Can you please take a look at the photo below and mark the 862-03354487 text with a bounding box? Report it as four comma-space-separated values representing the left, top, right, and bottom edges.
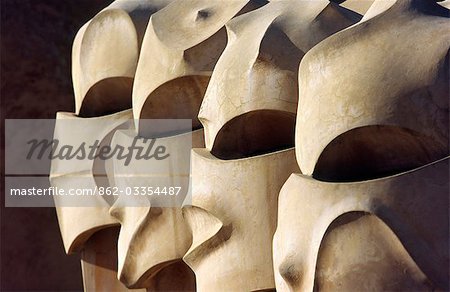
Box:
9, 186, 183, 196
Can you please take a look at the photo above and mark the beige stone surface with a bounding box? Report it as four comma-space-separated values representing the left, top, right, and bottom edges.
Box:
314, 214, 432, 291
183, 148, 299, 292
296, 0, 449, 178
340, 0, 375, 15
199, 0, 361, 154
51, 1, 449, 291
276, 2, 450, 291
109, 129, 204, 290
80, 227, 145, 292
50, 110, 138, 292
439, 0, 450, 8
50, 109, 133, 253
273, 158, 449, 291
72, 0, 173, 117
359, 0, 396, 21
132, 0, 266, 137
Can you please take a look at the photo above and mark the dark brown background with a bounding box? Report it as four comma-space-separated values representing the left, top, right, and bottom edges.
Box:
1, 0, 113, 290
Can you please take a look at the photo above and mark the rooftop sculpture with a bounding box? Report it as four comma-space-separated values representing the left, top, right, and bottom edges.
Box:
52, 1, 449, 291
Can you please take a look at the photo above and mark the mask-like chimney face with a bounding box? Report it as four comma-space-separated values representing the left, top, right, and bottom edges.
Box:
181, 2, 363, 291
296, 0, 449, 178
50, 110, 133, 253
108, 129, 204, 289
183, 148, 299, 291
274, 158, 449, 292
132, 0, 268, 138
274, 1, 449, 291
50, 110, 137, 291
198, 0, 362, 157
73, 0, 174, 118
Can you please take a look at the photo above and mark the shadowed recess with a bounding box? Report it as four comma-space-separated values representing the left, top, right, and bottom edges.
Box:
313, 125, 448, 182
183, 27, 227, 71
79, 77, 133, 117
259, 25, 305, 72
313, 2, 362, 34
139, 76, 209, 138
313, 212, 433, 291
211, 110, 296, 160
133, 260, 196, 291
81, 226, 121, 270
92, 123, 129, 206
239, 0, 269, 15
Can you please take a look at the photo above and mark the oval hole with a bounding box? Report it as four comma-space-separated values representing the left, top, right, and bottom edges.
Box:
79, 77, 133, 117
312, 125, 448, 182
211, 110, 296, 160
139, 75, 209, 138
